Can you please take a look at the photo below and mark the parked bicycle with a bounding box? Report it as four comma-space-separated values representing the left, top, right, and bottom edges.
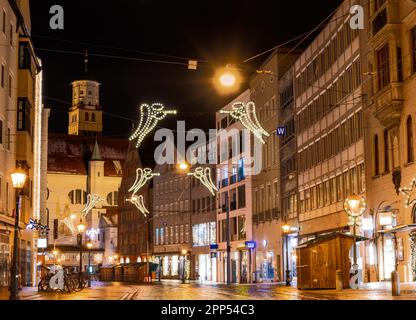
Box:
38, 265, 88, 293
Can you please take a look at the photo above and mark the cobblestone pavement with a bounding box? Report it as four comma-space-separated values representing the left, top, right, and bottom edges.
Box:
1, 281, 416, 300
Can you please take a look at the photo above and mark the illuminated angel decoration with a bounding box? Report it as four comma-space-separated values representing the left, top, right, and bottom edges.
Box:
129, 103, 177, 148
62, 217, 76, 235
127, 195, 149, 217
81, 194, 105, 218
220, 101, 269, 144
400, 179, 416, 208
129, 168, 160, 195
188, 167, 218, 196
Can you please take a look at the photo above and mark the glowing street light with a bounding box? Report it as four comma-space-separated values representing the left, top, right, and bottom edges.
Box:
213, 65, 242, 94
282, 224, 292, 286
179, 162, 189, 171
10, 167, 27, 300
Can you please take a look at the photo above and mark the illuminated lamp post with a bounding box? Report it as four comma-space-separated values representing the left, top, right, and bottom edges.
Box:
77, 220, 86, 287
282, 224, 292, 286
9, 167, 27, 300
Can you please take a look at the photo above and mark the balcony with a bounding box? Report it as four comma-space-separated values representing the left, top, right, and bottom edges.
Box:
221, 178, 229, 188
230, 175, 237, 185
373, 82, 403, 128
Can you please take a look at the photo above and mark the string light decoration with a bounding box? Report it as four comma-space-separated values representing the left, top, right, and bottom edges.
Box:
81, 194, 105, 218
399, 179, 416, 208
220, 101, 269, 144
127, 195, 149, 217
129, 168, 160, 195
129, 103, 177, 148
187, 167, 218, 196
27, 218, 49, 237
62, 217, 77, 235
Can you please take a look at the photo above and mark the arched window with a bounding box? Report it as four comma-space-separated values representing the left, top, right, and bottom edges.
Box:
374, 135, 380, 176
384, 129, 389, 172
106, 191, 119, 206
407, 116, 414, 163
68, 189, 87, 205
85, 113, 89, 121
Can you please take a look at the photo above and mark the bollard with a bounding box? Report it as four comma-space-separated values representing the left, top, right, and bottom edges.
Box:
391, 271, 400, 296
336, 270, 343, 291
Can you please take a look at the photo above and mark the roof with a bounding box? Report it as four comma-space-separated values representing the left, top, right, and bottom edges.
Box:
296, 231, 369, 249
48, 134, 128, 176
378, 224, 416, 234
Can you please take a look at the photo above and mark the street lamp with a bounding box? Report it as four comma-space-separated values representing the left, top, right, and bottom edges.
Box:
181, 249, 187, 284
282, 224, 292, 286
87, 241, 93, 288
77, 219, 86, 287
213, 65, 242, 94
53, 249, 59, 266
344, 195, 366, 289
9, 167, 27, 300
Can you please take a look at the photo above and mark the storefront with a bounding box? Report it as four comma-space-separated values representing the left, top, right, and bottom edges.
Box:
0, 230, 10, 288
195, 254, 216, 282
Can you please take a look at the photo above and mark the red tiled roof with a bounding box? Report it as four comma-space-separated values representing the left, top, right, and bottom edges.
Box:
48, 134, 128, 175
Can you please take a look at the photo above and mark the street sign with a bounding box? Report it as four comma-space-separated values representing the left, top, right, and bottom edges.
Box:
245, 241, 256, 249
210, 244, 219, 250
276, 127, 286, 136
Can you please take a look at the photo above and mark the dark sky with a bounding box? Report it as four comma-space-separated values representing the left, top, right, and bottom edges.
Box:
29, 0, 342, 164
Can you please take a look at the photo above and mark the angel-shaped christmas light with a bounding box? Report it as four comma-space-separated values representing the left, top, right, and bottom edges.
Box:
188, 167, 218, 196
81, 194, 105, 218
127, 195, 149, 217
129, 103, 177, 148
129, 168, 160, 195
62, 217, 77, 235
400, 179, 416, 208
220, 101, 269, 144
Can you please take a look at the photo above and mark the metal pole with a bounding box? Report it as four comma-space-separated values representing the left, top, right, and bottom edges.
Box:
79, 233, 83, 287
285, 233, 291, 286
353, 221, 357, 266
147, 216, 150, 282
9, 190, 21, 300
226, 192, 231, 286
88, 248, 91, 287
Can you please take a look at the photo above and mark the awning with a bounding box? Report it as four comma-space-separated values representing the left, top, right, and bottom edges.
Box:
378, 224, 416, 235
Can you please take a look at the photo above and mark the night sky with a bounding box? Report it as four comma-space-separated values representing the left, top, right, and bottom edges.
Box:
30, 0, 342, 165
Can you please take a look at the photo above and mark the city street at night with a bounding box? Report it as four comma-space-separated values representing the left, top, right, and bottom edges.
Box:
1, 281, 416, 301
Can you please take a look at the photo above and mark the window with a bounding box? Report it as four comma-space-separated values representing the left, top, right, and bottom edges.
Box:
412, 28, 416, 74
1, 65, 4, 88
384, 129, 389, 172
8, 75, 11, 97
9, 24, 12, 45
92, 113, 96, 122
17, 98, 30, 132
19, 42, 31, 69
377, 44, 390, 90
106, 191, 119, 206
85, 113, 89, 121
374, 135, 380, 176
7, 127, 10, 150
68, 189, 87, 205
407, 116, 414, 164
2, 10, 5, 34
238, 185, 246, 209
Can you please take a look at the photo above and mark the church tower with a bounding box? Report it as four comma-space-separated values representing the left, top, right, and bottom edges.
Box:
68, 51, 103, 136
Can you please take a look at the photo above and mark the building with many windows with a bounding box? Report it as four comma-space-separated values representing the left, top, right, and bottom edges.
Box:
216, 89, 253, 284
250, 50, 299, 284
294, 0, 367, 281
153, 148, 216, 282
0, 0, 48, 288
364, 0, 416, 283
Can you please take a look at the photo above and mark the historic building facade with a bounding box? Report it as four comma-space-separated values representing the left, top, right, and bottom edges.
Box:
364, 0, 416, 283
0, 0, 48, 288
46, 72, 127, 273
